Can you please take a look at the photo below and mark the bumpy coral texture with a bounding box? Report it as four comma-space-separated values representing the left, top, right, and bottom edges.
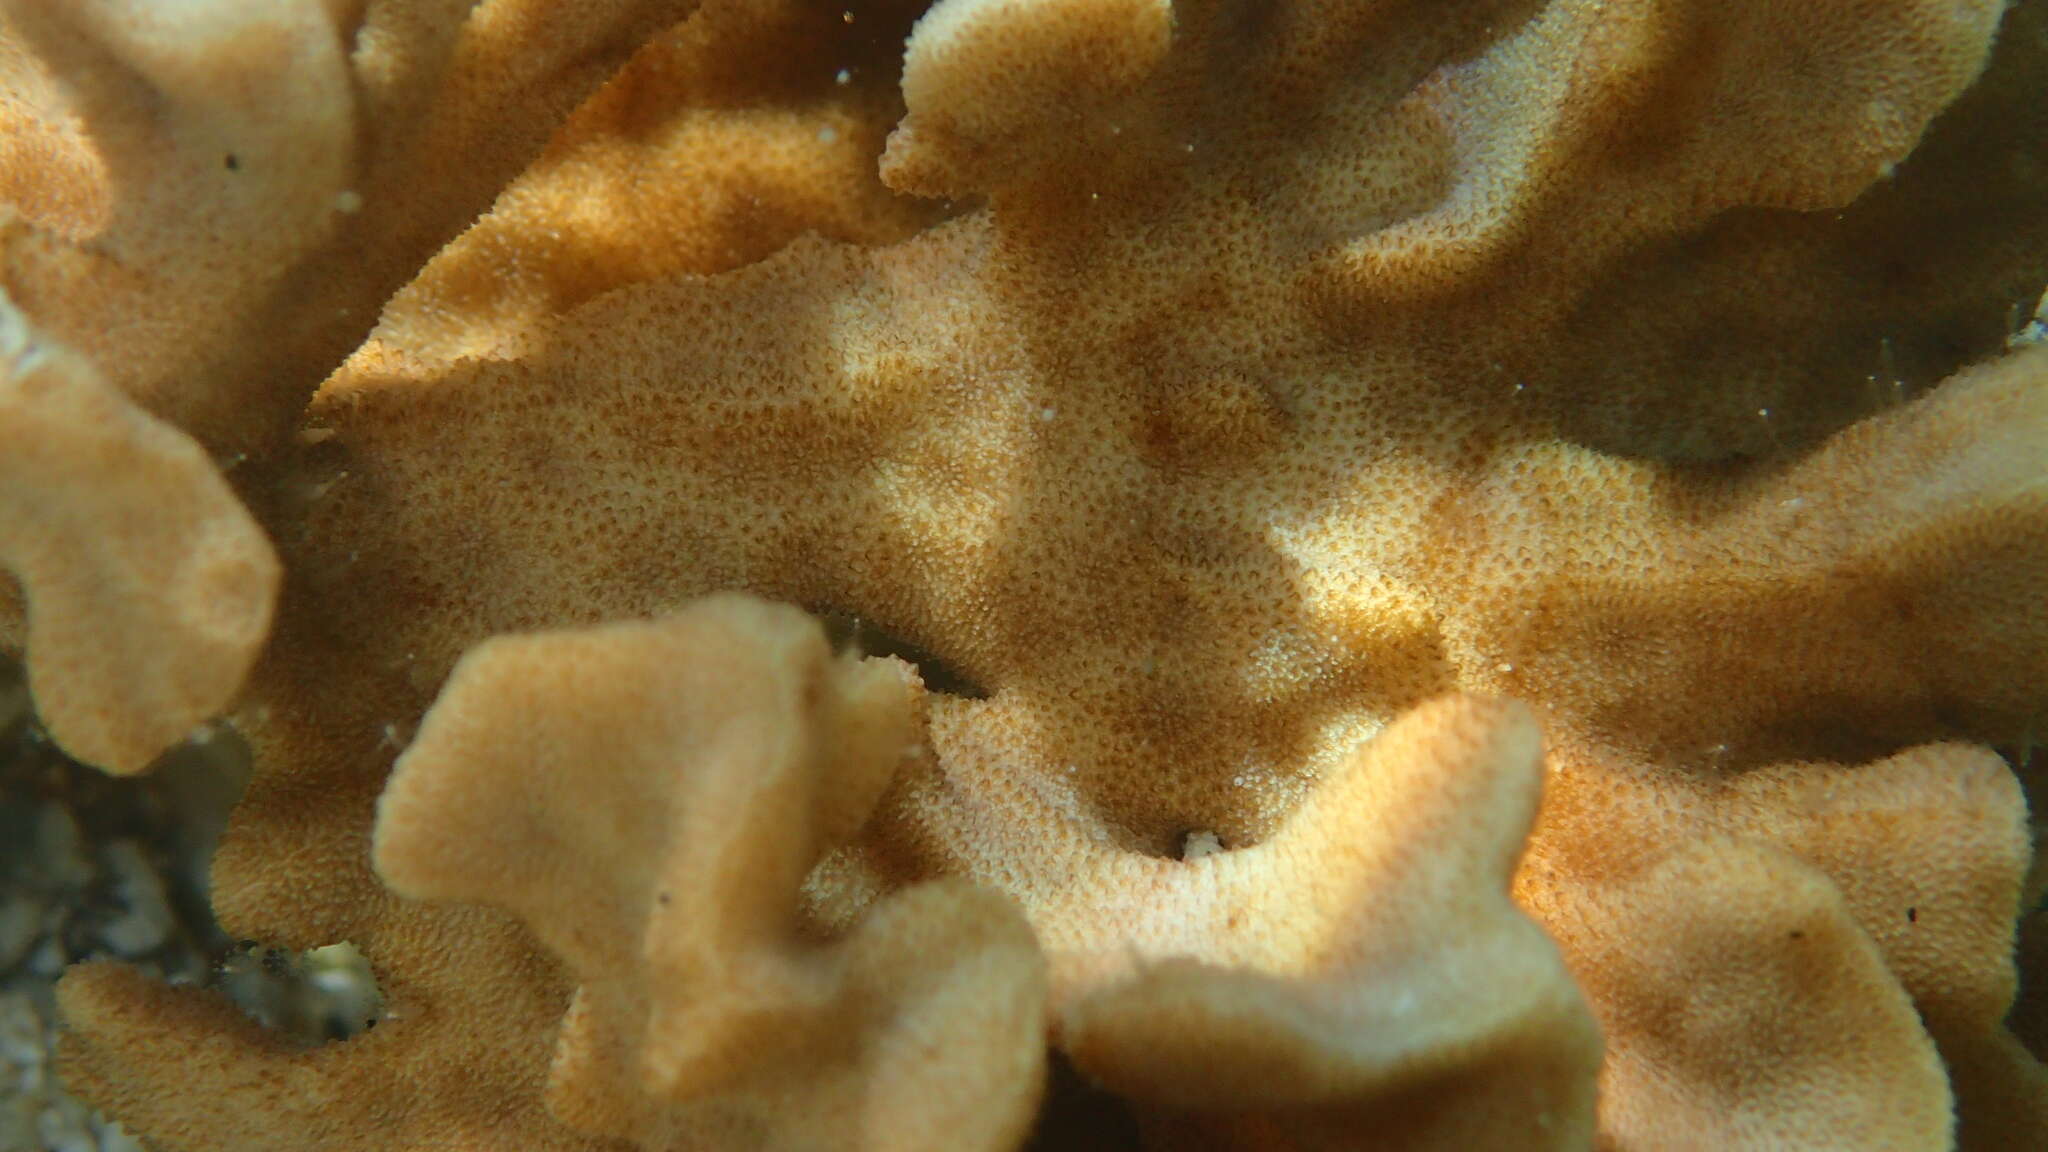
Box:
3, 0, 2046, 1148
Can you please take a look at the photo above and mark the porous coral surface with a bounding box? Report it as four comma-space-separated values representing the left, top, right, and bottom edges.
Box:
2, 0, 2046, 1148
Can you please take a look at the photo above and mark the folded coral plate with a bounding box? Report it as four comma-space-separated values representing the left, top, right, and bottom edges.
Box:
3, 0, 2045, 1148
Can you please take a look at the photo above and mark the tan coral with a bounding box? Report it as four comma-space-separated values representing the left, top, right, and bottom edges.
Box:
5, 0, 2046, 1148
373, 595, 1048, 1151
0, 0, 712, 754
348, 0, 947, 374
59, 927, 604, 1152
824, 693, 1601, 1148
1553, 837, 1956, 1150
1521, 739, 2046, 1148
1452, 342, 2048, 771
0, 290, 276, 773
0, 0, 705, 453
0, 0, 355, 444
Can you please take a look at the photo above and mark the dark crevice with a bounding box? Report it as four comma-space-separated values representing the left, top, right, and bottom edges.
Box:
0, 697, 383, 1049
1026, 1049, 1144, 1151
814, 610, 988, 700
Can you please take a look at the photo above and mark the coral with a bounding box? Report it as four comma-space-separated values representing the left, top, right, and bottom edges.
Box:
374, 596, 1048, 1150
871, 692, 1603, 1148
1522, 741, 2040, 1147
2, 0, 2045, 1148
0, 0, 706, 770
0, 296, 276, 774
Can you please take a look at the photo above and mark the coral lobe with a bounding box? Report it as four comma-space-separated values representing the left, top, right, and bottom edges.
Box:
1, 0, 2044, 1148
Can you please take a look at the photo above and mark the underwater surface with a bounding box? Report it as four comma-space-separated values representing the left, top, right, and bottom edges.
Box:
3, 0, 2046, 1149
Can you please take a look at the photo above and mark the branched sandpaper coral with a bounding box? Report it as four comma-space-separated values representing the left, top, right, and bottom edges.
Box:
2, 0, 2045, 1148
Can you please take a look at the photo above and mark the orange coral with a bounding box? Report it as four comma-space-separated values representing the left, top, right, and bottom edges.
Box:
3, 0, 2045, 1148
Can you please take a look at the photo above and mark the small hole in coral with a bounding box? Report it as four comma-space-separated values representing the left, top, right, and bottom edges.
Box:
222, 153, 239, 171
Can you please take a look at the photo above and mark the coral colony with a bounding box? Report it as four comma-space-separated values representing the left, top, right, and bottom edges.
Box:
2, 0, 2045, 1148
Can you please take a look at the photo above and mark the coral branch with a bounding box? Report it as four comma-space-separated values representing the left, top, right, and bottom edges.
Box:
1463, 344, 2048, 769
0, 291, 276, 772
0, 0, 355, 445
374, 595, 1048, 1150
1522, 739, 2044, 1147
857, 694, 1601, 1147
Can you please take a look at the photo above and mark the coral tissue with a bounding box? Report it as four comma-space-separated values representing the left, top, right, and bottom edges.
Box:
2, 0, 2044, 1148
